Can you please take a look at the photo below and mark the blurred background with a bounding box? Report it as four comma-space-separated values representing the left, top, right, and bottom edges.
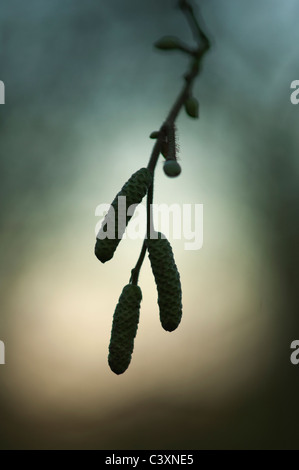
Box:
0, 0, 299, 449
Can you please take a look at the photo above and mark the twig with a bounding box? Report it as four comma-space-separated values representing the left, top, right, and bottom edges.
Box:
178, 0, 211, 48
130, 180, 154, 285
130, 0, 210, 285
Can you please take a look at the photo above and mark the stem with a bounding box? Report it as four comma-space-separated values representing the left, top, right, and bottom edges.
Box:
130, 0, 210, 285
178, 0, 211, 49
130, 240, 147, 285
147, 180, 154, 240
130, 178, 154, 286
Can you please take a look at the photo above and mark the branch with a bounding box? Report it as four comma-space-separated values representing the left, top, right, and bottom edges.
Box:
178, 0, 211, 49
130, 0, 210, 285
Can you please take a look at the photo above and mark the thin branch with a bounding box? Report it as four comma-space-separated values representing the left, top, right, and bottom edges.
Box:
130, 240, 147, 285
130, 0, 210, 284
178, 0, 211, 49
130, 179, 154, 286
146, 181, 154, 240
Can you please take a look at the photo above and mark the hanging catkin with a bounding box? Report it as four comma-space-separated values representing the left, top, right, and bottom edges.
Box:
95, 168, 152, 263
161, 122, 177, 160
146, 232, 182, 331
108, 284, 142, 375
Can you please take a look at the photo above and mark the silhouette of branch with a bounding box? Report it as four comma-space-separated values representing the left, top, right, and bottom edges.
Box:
130, 0, 210, 285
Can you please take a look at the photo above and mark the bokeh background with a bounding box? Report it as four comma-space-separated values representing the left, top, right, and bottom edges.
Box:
0, 0, 299, 450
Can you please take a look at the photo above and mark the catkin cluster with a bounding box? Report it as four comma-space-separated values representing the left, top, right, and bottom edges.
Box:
108, 284, 142, 375
146, 232, 182, 331
95, 167, 152, 263
94, 167, 183, 374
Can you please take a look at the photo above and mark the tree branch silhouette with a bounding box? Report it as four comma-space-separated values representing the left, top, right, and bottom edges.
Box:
130, 0, 210, 286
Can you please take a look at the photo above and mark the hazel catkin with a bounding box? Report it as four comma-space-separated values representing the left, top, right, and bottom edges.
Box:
146, 232, 182, 331
108, 284, 142, 375
95, 167, 152, 263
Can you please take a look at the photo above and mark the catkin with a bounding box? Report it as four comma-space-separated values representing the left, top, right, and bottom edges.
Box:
161, 123, 177, 160
165, 123, 176, 161
146, 232, 182, 331
95, 168, 152, 263
108, 284, 142, 375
